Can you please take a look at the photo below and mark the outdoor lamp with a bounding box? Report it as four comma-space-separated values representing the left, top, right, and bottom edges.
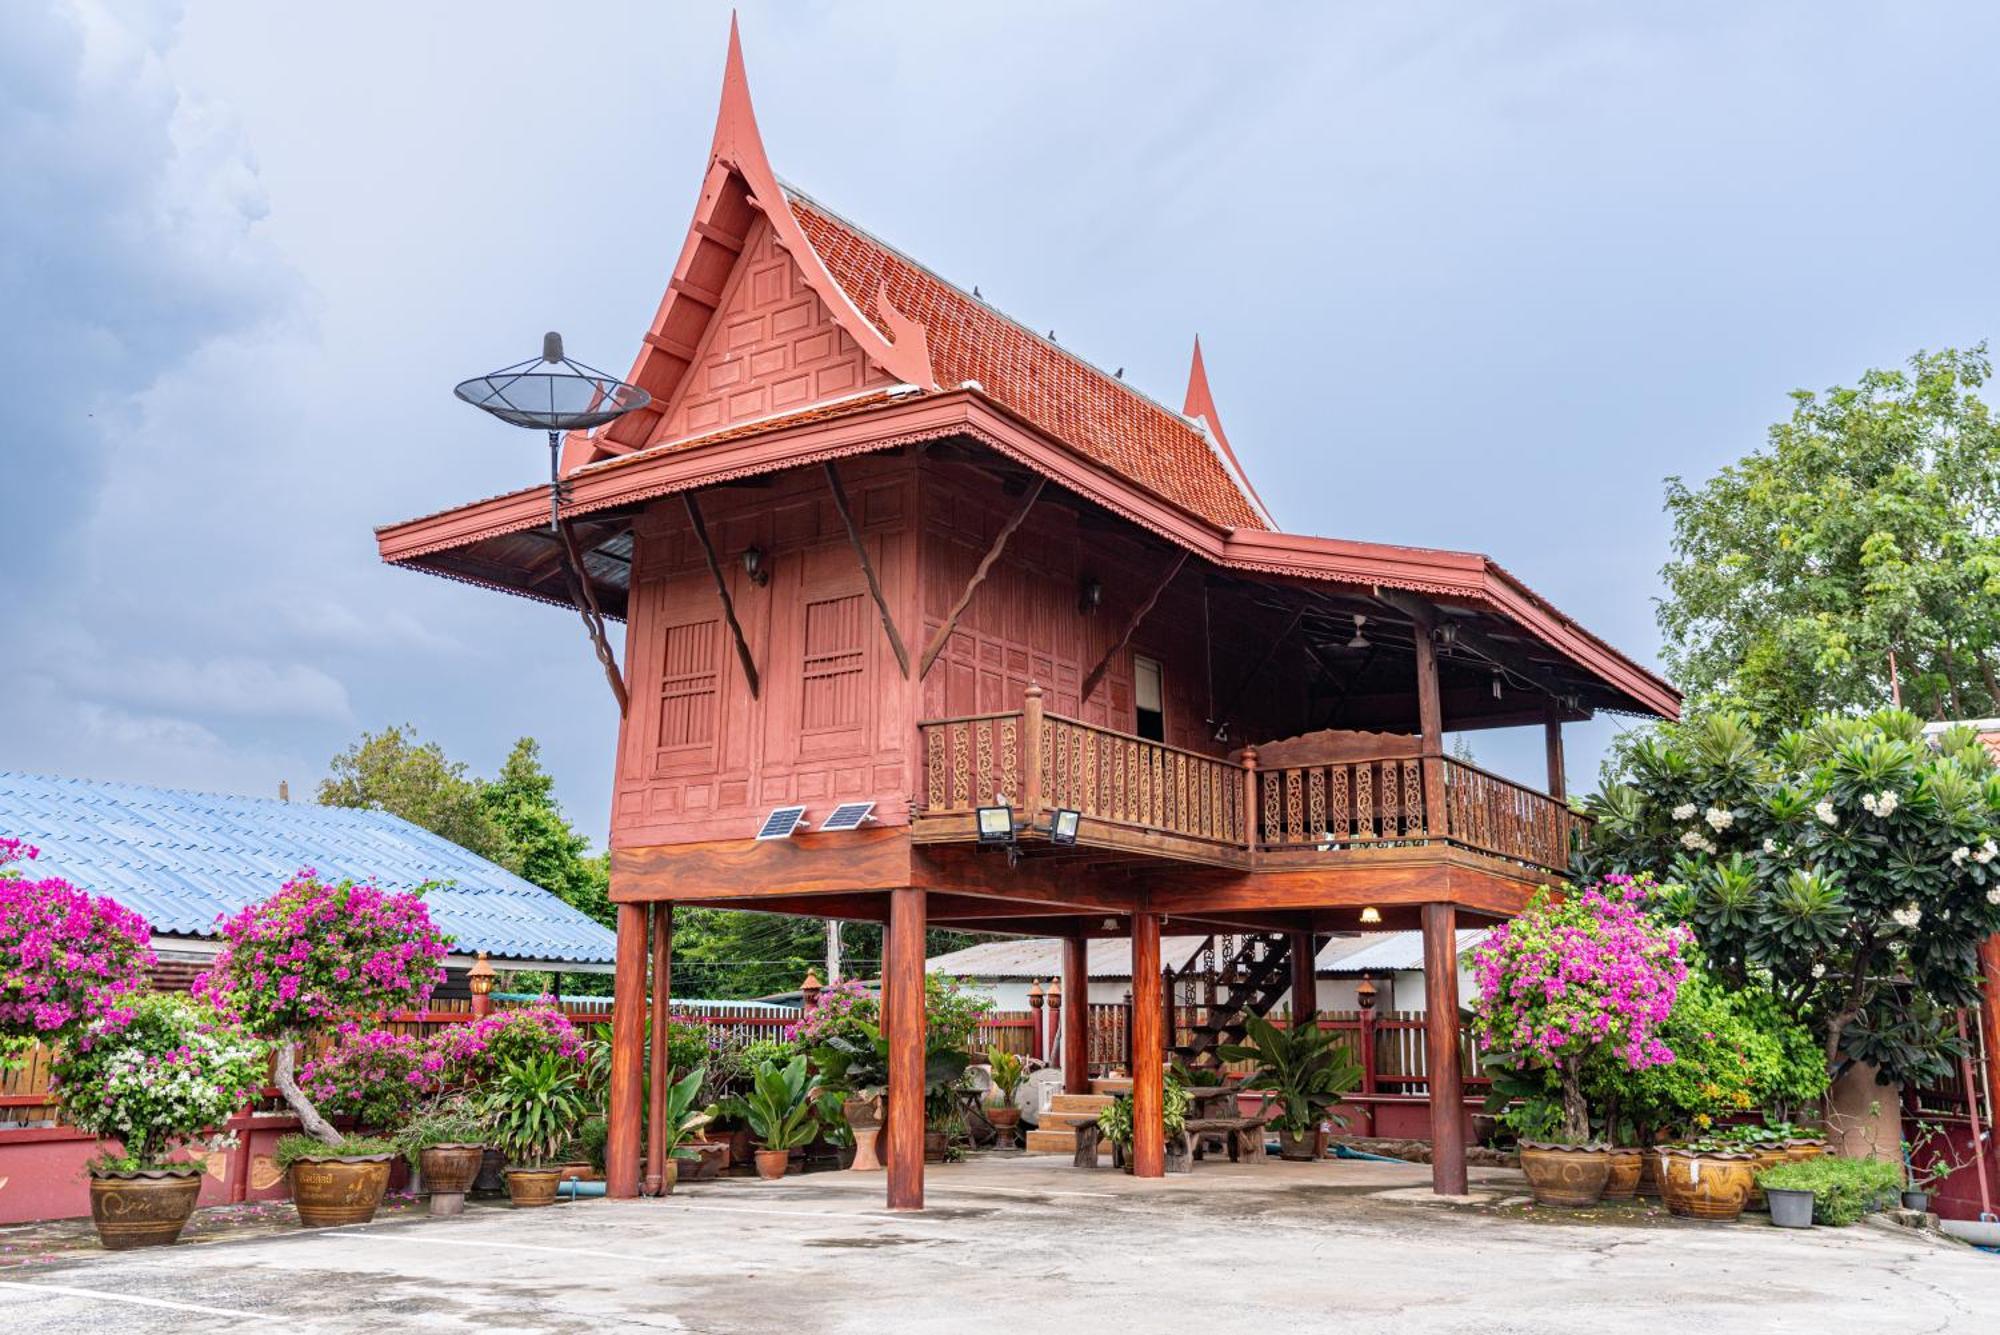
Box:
1359, 906, 1382, 925
741, 545, 769, 586
467, 951, 497, 996
1357, 977, 1379, 1010
1078, 576, 1103, 614
1049, 808, 1082, 846
800, 968, 823, 1008
976, 803, 1017, 844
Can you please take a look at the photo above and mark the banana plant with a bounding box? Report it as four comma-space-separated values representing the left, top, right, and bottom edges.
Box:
725, 1055, 824, 1151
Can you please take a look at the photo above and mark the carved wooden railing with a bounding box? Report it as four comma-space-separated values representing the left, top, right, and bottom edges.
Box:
919, 694, 1583, 874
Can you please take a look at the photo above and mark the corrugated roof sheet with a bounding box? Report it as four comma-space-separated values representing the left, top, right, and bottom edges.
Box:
925, 931, 1483, 980
0, 771, 614, 967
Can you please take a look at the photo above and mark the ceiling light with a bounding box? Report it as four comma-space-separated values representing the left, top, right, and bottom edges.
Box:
1347, 613, 1370, 650
1359, 906, 1382, 925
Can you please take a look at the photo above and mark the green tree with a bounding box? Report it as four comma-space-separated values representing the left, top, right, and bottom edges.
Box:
1659, 347, 2000, 727
318, 724, 514, 865
481, 739, 612, 929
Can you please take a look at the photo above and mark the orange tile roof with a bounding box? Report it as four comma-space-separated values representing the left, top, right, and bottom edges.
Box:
787, 190, 1269, 532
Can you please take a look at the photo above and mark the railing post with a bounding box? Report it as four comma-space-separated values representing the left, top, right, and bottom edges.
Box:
1241, 744, 1260, 857
1022, 682, 1045, 817
1356, 982, 1379, 1137
1027, 980, 1046, 1062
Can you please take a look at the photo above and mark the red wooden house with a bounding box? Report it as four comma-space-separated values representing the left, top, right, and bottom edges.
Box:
377, 24, 1678, 1209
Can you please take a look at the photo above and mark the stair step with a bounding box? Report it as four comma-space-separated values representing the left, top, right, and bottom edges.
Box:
1092, 1077, 1133, 1096
1039, 1109, 1105, 1129
1048, 1093, 1115, 1114
1025, 1128, 1107, 1155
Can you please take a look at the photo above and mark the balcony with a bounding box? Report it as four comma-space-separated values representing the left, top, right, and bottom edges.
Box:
914, 696, 1586, 878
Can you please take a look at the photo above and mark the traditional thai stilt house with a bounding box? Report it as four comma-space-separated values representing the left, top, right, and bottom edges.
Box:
377, 24, 1679, 1209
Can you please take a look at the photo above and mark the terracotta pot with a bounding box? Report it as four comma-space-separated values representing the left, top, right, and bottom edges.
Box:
844, 1098, 884, 1171
557, 1161, 599, 1183
1742, 1144, 1789, 1211
986, 1104, 1021, 1149
505, 1167, 563, 1207
1636, 1150, 1663, 1199
653, 1158, 681, 1196
1783, 1139, 1827, 1165
682, 1140, 729, 1181
1277, 1128, 1317, 1161
1658, 1149, 1757, 1222
725, 1128, 754, 1167
754, 1148, 790, 1180
1601, 1148, 1644, 1201
420, 1144, 484, 1217
471, 1146, 505, 1194
289, 1154, 393, 1228
89, 1169, 203, 1250
924, 1130, 947, 1163
1517, 1143, 1611, 1207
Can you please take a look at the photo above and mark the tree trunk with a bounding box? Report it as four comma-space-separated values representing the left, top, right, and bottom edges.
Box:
272, 1039, 345, 1147
1558, 1064, 1590, 1144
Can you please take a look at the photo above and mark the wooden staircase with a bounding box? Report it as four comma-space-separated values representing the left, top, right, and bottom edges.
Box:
1023, 1078, 1129, 1155
1168, 933, 1295, 1071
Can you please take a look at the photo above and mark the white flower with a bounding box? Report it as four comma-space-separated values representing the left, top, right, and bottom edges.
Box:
1815, 799, 1839, 827
1811, 963, 1826, 979
1763, 837, 1779, 854
1671, 803, 1698, 822
1988, 887, 2000, 906
1705, 806, 1734, 831
1891, 903, 1922, 929
1977, 840, 1998, 865
1874, 791, 1898, 817
1679, 829, 1716, 853
1953, 846, 1971, 866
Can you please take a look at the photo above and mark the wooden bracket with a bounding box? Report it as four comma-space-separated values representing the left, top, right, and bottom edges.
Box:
918, 476, 1046, 679
1080, 551, 1188, 704
556, 520, 630, 715
682, 491, 761, 699
823, 461, 911, 678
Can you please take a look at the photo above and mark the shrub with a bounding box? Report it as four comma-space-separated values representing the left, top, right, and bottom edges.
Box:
1757, 1154, 1902, 1226
432, 1005, 586, 1090
0, 839, 154, 1058
299, 1025, 440, 1130
195, 870, 452, 1147
391, 1097, 485, 1170
52, 993, 266, 1173
272, 1131, 397, 1171
477, 1054, 594, 1167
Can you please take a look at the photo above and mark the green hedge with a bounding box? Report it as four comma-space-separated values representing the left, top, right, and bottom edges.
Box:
1757, 1155, 1902, 1226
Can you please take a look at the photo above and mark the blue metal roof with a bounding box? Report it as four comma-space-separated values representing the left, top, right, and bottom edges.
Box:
0, 771, 615, 968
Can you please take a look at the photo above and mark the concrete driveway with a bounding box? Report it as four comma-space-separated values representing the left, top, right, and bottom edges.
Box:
3, 1156, 1993, 1333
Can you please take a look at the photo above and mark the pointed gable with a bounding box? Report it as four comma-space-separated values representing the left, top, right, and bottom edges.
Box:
653, 215, 897, 442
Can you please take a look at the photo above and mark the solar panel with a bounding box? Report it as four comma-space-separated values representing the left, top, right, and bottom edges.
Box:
818, 801, 876, 833
754, 805, 810, 841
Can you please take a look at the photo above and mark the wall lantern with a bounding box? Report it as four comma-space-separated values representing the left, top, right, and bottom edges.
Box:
1356, 976, 1379, 1011
741, 546, 770, 587
467, 951, 498, 996
1358, 906, 1382, 925
800, 968, 823, 1008
976, 802, 1017, 845
1078, 576, 1103, 615
1434, 622, 1459, 648
1049, 808, 1082, 846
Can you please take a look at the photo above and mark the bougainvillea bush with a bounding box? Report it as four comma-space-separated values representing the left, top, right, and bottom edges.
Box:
1583, 709, 2000, 1088
430, 1005, 586, 1089
0, 838, 154, 1061
300, 1025, 442, 1130
195, 870, 451, 1146
52, 993, 267, 1173
1469, 874, 1691, 1143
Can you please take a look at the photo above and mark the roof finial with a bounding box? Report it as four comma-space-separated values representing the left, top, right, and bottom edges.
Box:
1183, 335, 1274, 528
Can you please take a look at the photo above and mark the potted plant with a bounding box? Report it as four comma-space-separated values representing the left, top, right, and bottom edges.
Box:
393, 1098, 486, 1217
477, 1054, 596, 1206
983, 1048, 1027, 1148
1757, 1155, 1902, 1227
726, 1055, 823, 1179
1217, 1013, 1360, 1160
52, 994, 266, 1249
1095, 1075, 1192, 1173
812, 1023, 971, 1171
1899, 1118, 1974, 1212
650, 1064, 718, 1194
1655, 1139, 1760, 1221
1469, 876, 1690, 1207
193, 871, 451, 1227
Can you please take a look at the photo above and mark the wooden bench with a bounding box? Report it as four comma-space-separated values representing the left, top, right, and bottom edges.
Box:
1184, 1115, 1270, 1164
1073, 1121, 1243, 1172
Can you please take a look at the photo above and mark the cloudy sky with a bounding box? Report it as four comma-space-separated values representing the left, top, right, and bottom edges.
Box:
5, 0, 1998, 844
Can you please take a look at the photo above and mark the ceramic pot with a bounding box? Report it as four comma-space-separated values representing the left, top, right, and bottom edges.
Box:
754, 1149, 790, 1180
1782, 1139, 1826, 1165
289, 1154, 393, 1228
924, 1130, 947, 1163
1518, 1143, 1611, 1207
419, 1144, 484, 1217
1601, 1148, 1644, 1201
1768, 1186, 1815, 1228
844, 1098, 884, 1171
1636, 1149, 1663, 1199
986, 1104, 1021, 1149
1277, 1128, 1317, 1162
1658, 1149, 1757, 1222
1743, 1144, 1789, 1211
505, 1167, 563, 1207
89, 1169, 203, 1250
653, 1158, 680, 1196
473, 1147, 506, 1194
682, 1140, 728, 1181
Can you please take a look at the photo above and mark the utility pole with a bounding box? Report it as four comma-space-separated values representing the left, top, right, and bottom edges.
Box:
826, 918, 843, 983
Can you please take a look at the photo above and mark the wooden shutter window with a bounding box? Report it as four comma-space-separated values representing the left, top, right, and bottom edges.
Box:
658, 619, 721, 752
801, 593, 866, 733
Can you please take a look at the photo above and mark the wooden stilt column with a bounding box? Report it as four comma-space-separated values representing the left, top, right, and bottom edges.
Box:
1421, 903, 1468, 1196
1981, 934, 2000, 1177
1130, 911, 1165, 1178
1544, 697, 1567, 801
644, 903, 672, 1196
1289, 929, 1317, 1020
1411, 607, 1446, 835
885, 888, 927, 1211
607, 902, 648, 1200
1063, 935, 1090, 1094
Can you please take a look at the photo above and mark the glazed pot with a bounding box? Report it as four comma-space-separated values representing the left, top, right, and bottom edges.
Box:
1277, 1128, 1317, 1162
89, 1168, 203, 1250
289, 1154, 393, 1228
1782, 1138, 1826, 1165
844, 1098, 884, 1171
420, 1144, 484, 1217
1768, 1186, 1815, 1229
1657, 1149, 1757, 1222
754, 1148, 790, 1180
682, 1140, 729, 1181
1636, 1150, 1663, 1199
924, 1130, 947, 1163
986, 1104, 1021, 1150
504, 1167, 563, 1207
1518, 1143, 1611, 1207
1742, 1144, 1789, 1211
473, 1147, 506, 1194
652, 1158, 681, 1196
1601, 1148, 1644, 1201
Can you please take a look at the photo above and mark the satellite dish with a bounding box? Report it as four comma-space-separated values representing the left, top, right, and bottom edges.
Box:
454, 333, 651, 436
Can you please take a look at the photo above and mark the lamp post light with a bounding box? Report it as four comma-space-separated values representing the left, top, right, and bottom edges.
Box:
468, 951, 498, 1018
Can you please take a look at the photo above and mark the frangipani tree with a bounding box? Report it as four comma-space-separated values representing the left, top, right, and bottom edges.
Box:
1582, 710, 2000, 1088
0, 838, 153, 1061
195, 870, 450, 1146
1468, 875, 1691, 1143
